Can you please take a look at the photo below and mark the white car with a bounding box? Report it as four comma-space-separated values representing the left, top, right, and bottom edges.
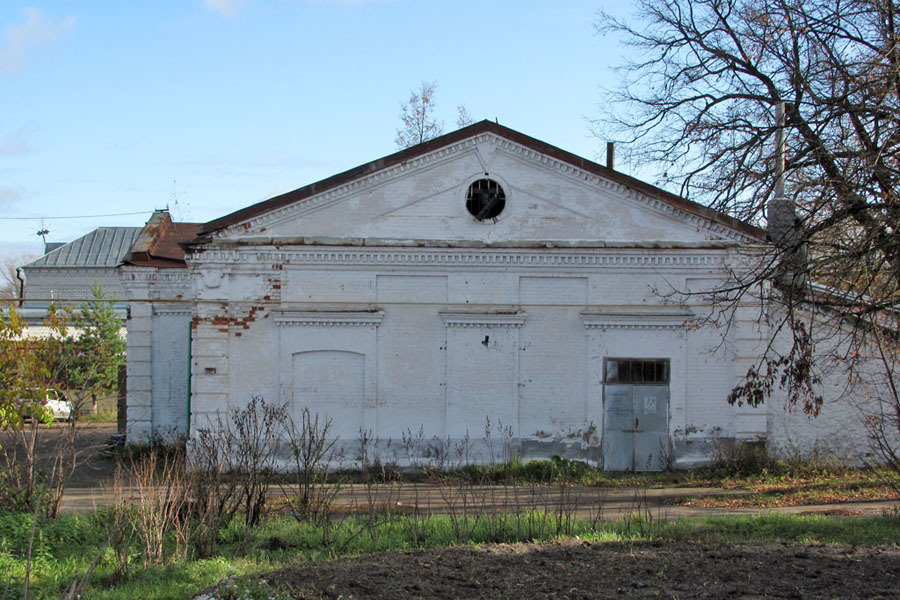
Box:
17, 388, 73, 422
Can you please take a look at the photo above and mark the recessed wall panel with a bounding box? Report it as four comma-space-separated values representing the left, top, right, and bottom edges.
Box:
376, 276, 447, 440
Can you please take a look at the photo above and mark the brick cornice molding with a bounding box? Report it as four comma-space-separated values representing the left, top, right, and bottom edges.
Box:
120, 267, 193, 284
580, 309, 695, 330
273, 309, 384, 328
440, 311, 527, 328
187, 246, 735, 272
152, 306, 192, 317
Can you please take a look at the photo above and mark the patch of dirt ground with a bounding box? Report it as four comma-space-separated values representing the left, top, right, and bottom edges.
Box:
64, 422, 119, 487
0, 421, 118, 488
259, 540, 900, 599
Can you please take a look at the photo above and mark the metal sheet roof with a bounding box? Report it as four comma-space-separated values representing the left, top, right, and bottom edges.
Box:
25, 227, 142, 268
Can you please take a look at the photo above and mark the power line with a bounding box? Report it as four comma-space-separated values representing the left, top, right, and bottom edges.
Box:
0, 210, 152, 221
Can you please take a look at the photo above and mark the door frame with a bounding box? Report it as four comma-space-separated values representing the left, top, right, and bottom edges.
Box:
602, 357, 671, 471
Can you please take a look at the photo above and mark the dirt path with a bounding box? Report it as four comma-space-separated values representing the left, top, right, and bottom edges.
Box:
61, 480, 899, 518
217, 540, 900, 599
0, 421, 118, 489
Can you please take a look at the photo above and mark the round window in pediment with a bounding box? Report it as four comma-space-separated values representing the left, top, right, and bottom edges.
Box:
466, 178, 506, 221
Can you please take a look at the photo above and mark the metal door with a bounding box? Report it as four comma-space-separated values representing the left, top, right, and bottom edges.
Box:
603, 386, 635, 471
603, 384, 669, 471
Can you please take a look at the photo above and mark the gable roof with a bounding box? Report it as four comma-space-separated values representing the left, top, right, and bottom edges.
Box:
199, 120, 765, 241
24, 227, 142, 269
123, 210, 202, 268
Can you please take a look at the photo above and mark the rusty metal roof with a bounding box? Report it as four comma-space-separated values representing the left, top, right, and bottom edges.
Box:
198, 120, 766, 241
123, 210, 201, 268
25, 227, 142, 268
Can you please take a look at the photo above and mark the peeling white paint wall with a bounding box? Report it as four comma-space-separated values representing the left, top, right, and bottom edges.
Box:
132, 132, 894, 469
185, 242, 760, 468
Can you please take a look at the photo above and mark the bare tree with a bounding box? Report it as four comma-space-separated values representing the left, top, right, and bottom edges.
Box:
395, 81, 476, 148
597, 0, 900, 450
396, 81, 445, 148
456, 104, 474, 129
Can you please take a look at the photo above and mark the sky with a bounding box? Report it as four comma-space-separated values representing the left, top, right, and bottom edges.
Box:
0, 1, 634, 265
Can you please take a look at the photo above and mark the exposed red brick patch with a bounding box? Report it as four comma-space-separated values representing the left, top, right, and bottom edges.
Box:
189, 301, 273, 334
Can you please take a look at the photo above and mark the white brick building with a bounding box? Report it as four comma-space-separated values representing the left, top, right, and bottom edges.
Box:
123, 122, 888, 469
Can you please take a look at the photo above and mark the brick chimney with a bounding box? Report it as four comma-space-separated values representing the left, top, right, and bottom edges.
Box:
766, 102, 808, 294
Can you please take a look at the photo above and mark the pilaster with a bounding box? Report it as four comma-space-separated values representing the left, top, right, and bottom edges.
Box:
125, 300, 153, 441
189, 302, 231, 432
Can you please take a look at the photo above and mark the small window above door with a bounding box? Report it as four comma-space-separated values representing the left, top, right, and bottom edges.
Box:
604, 358, 669, 384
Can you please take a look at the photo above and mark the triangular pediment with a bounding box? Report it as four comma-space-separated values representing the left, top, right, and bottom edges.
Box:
199, 122, 763, 246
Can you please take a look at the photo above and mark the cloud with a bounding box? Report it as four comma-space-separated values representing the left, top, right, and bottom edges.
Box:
0, 8, 76, 73
0, 124, 34, 157
202, 0, 248, 16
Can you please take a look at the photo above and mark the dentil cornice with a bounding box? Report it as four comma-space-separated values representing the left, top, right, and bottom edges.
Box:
274, 310, 385, 327
580, 309, 695, 330
188, 247, 729, 271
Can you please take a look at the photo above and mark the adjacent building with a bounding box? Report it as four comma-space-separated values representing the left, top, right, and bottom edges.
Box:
20, 227, 141, 306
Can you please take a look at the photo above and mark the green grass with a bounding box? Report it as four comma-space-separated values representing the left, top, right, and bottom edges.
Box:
620, 513, 900, 545
326, 453, 893, 491
1, 506, 899, 600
